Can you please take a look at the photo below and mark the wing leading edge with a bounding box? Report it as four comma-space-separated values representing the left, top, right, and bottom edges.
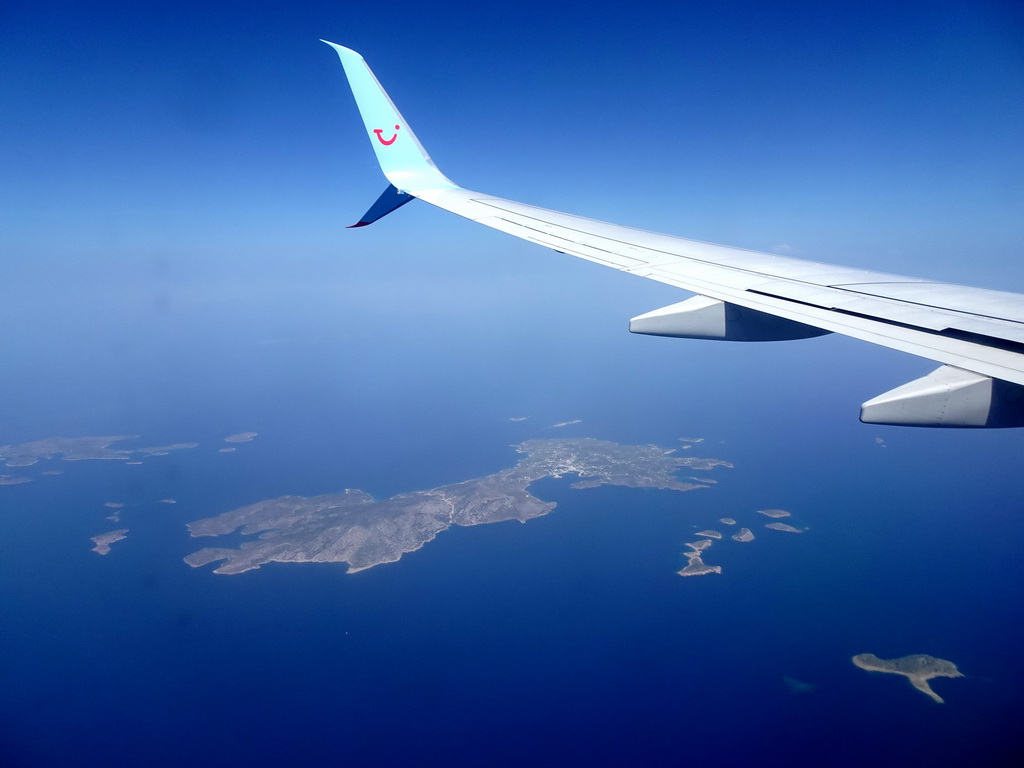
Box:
323, 41, 1024, 428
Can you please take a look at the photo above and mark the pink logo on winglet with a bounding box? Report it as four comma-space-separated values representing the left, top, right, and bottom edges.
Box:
374, 125, 400, 145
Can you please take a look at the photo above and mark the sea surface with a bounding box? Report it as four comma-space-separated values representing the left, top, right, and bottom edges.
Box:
2, 278, 1023, 766
2, 407, 1023, 767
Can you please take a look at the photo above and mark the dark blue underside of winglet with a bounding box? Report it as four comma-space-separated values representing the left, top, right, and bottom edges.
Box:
347, 184, 415, 228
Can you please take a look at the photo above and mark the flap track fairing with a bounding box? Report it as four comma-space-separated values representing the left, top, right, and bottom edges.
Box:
860, 365, 1024, 428
629, 296, 832, 341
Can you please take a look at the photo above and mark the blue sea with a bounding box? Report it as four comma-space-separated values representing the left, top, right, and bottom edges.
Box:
3, 270, 1024, 766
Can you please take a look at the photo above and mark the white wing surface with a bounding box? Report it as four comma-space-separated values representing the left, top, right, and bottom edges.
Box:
323, 42, 1024, 428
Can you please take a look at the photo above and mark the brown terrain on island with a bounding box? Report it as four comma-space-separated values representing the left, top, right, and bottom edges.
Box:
677, 539, 721, 577
731, 527, 754, 542
765, 522, 803, 533
852, 653, 964, 703
185, 438, 732, 576
91, 529, 129, 555
0, 436, 139, 466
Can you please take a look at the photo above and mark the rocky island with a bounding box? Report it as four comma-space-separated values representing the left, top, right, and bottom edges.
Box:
0, 435, 138, 466
765, 522, 804, 533
91, 529, 129, 555
852, 653, 964, 703
677, 538, 721, 577
731, 527, 755, 542
185, 438, 731, 575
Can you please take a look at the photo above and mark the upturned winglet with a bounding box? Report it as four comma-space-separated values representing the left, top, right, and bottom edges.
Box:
322, 41, 458, 196
346, 183, 414, 228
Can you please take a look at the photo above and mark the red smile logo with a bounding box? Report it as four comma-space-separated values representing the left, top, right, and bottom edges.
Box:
374, 125, 400, 145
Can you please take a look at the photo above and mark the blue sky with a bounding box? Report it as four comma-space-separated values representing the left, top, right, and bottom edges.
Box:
3, 0, 1021, 277
1, 0, 1022, 441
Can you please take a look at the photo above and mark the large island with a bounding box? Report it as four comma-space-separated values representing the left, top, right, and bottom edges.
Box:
0, 435, 139, 466
852, 653, 964, 703
185, 438, 732, 575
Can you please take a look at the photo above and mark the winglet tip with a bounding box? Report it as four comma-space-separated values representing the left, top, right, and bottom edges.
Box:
320, 40, 361, 58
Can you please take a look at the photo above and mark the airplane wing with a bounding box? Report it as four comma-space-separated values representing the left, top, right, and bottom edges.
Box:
322, 41, 1024, 428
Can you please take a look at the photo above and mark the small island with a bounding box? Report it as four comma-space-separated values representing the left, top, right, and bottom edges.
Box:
757, 509, 791, 518
695, 530, 722, 539
677, 554, 721, 577
224, 432, 257, 443
138, 443, 198, 455
677, 539, 721, 578
765, 522, 803, 533
731, 527, 754, 542
91, 529, 129, 555
720, 517, 736, 525
852, 653, 964, 703
0, 474, 31, 486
